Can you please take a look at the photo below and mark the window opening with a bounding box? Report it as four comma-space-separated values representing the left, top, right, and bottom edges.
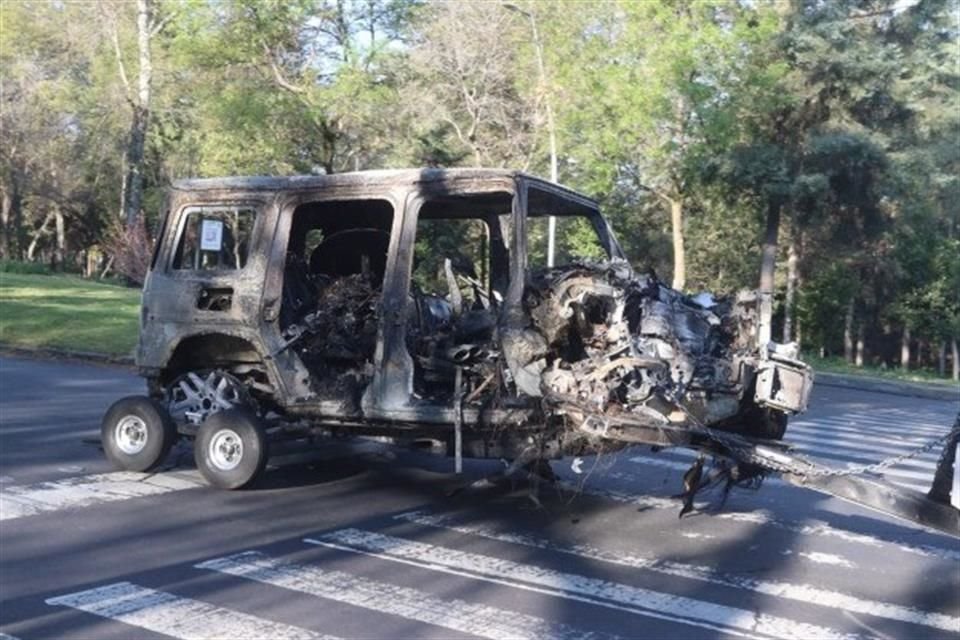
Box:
172, 207, 256, 271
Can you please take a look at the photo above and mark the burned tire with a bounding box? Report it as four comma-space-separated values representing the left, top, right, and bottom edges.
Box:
194, 408, 268, 490
101, 396, 177, 472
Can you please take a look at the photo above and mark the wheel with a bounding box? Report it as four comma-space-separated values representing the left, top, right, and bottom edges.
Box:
166, 369, 250, 426
194, 408, 268, 489
101, 396, 177, 472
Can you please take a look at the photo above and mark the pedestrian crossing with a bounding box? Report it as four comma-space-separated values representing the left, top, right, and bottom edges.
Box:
5, 407, 959, 639
46, 583, 337, 640
627, 407, 956, 494
0, 470, 205, 521
39, 516, 959, 640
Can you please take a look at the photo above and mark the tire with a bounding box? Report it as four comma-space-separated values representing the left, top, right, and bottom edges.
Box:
101, 396, 177, 472
194, 408, 268, 489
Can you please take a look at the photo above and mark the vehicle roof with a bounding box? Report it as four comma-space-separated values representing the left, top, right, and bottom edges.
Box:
170, 168, 597, 207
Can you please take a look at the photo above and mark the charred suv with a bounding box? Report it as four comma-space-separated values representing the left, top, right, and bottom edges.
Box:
103, 169, 814, 493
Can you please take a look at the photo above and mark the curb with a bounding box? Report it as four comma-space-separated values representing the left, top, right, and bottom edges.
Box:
0, 345, 135, 368
814, 371, 959, 402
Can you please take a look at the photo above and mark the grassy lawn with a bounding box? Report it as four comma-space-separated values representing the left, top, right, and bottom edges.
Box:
0, 273, 140, 357
803, 353, 957, 387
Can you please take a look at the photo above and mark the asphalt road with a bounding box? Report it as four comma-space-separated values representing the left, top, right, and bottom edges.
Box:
0, 356, 958, 640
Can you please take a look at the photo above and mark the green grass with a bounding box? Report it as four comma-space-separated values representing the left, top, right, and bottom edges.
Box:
804, 353, 957, 387
0, 273, 140, 357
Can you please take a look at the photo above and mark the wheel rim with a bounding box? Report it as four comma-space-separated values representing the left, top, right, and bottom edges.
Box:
115, 415, 149, 455
167, 370, 246, 425
208, 429, 244, 471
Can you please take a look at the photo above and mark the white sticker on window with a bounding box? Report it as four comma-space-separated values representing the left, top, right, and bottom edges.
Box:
200, 219, 224, 251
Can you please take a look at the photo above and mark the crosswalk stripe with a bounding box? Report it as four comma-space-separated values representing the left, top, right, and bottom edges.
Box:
827, 411, 955, 429
582, 475, 960, 563
793, 416, 947, 437
786, 438, 941, 466
197, 551, 621, 640
307, 528, 863, 640
785, 430, 942, 462
45, 582, 334, 640
789, 419, 946, 440
626, 452, 931, 493
393, 510, 959, 633
0, 471, 204, 521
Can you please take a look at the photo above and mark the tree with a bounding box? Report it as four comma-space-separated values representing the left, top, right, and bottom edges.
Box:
405, 2, 536, 169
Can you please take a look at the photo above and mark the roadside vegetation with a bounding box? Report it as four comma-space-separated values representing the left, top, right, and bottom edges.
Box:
0, 0, 957, 380
0, 273, 139, 356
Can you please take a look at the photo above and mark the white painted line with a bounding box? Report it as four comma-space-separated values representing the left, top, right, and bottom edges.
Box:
197, 551, 620, 640
45, 581, 334, 640
624, 454, 930, 494
0, 632, 22, 640
578, 479, 960, 563
789, 419, 946, 441
785, 430, 941, 463
393, 510, 959, 633
792, 416, 947, 437
785, 438, 940, 467
795, 551, 857, 568
829, 412, 955, 430
0, 471, 204, 521
308, 528, 862, 640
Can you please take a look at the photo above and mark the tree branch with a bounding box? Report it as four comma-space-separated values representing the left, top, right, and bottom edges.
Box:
262, 43, 306, 94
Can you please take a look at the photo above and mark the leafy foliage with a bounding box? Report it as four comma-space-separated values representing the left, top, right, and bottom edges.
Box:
1, 0, 957, 377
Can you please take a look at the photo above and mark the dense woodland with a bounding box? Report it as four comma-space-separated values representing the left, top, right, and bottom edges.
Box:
1, 0, 958, 378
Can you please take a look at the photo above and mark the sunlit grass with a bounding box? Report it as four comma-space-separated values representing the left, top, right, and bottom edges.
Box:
0, 273, 140, 356
804, 352, 957, 386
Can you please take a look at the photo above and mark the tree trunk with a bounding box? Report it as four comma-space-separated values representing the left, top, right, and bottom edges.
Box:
121, 0, 153, 227
0, 186, 11, 260
844, 297, 855, 364
2, 177, 24, 260
900, 327, 911, 370
54, 207, 65, 271
952, 338, 958, 382
27, 212, 54, 262
783, 231, 798, 343
758, 200, 781, 346
670, 197, 685, 291
939, 342, 947, 377
855, 325, 865, 368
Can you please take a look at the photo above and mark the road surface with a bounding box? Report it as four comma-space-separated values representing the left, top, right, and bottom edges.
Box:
1, 356, 958, 639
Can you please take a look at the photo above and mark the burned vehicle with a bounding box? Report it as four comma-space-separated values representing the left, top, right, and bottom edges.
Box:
99, 168, 958, 534
102, 168, 808, 483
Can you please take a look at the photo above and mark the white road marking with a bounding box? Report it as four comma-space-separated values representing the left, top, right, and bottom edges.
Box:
394, 511, 959, 634
308, 528, 864, 640
784, 431, 941, 463
0, 633, 22, 640
45, 581, 334, 640
796, 552, 857, 568
197, 551, 620, 640
793, 416, 947, 438
626, 453, 931, 493
0, 471, 204, 521
568, 479, 960, 564
788, 418, 946, 441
